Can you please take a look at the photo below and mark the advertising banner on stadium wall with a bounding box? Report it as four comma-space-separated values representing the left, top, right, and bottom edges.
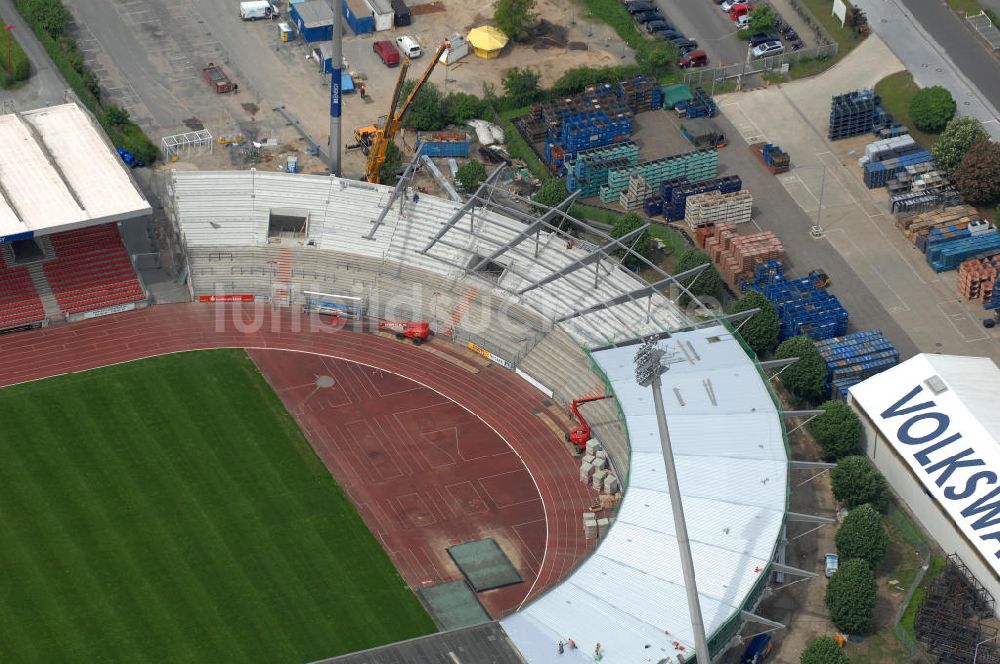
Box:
850, 358, 1000, 575
83, 302, 136, 319
198, 294, 255, 303
467, 341, 514, 370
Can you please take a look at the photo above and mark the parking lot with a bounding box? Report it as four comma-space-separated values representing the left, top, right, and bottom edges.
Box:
62, 0, 632, 178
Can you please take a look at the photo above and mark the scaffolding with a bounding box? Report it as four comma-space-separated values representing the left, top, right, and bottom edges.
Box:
161, 130, 214, 161
914, 554, 999, 663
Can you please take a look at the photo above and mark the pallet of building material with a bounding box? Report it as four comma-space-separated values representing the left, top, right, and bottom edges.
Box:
749, 142, 791, 174
817, 329, 899, 399
926, 230, 1000, 272
618, 174, 652, 210
684, 190, 753, 229
896, 205, 978, 238
599, 149, 718, 204
617, 74, 662, 113
958, 254, 1000, 300
829, 89, 880, 140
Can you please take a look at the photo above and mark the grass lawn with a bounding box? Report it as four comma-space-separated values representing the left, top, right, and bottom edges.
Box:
0, 350, 435, 663
874, 71, 939, 149
786, 0, 865, 79
946, 0, 985, 15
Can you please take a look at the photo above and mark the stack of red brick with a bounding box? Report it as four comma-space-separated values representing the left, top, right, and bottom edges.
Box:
700, 223, 785, 291
957, 254, 1000, 300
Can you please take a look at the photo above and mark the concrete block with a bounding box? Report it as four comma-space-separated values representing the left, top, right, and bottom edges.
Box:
591, 457, 608, 471
581, 454, 596, 465
585, 440, 603, 456
595, 450, 608, 460
592, 469, 608, 490
579, 462, 594, 483
603, 475, 619, 495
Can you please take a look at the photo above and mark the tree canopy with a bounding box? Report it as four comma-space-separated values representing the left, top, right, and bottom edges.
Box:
493, 0, 537, 42
730, 291, 780, 356
954, 140, 1000, 205
774, 336, 827, 404
909, 86, 956, 133
611, 212, 651, 266
399, 80, 447, 131
931, 116, 988, 175
826, 559, 877, 633
801, 636, 851, 664
674, 249, 723, 306
455, 161, 488, 192
836, 504, 888, 570
831, 456, 889, 511
808, 400, 862, 461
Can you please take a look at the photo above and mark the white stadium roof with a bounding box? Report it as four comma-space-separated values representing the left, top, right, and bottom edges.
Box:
850, 354, 1000, 577
503, 326, 788, 663
0, 103, 150, 241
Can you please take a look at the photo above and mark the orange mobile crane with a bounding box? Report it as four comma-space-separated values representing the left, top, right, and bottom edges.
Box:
356, 40, 449, 184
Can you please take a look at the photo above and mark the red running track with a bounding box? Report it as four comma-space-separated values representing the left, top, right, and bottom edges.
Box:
249, 350, 547, 617
0, 303, 594, 608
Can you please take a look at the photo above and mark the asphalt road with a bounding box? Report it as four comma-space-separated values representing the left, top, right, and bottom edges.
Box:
900, 0, 1000, 113
0, 0, 68, 110
652, 0, 747, 67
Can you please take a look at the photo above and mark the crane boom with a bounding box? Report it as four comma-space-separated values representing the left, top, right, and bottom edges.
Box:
364, 41, 449, 184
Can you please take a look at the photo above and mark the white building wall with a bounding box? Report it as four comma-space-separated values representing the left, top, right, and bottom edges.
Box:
850, 393, 1000, 611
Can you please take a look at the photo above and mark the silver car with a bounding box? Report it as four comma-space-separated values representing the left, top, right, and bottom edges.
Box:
752, 41, 785, 58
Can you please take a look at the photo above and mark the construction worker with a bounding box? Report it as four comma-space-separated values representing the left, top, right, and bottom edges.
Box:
557, 640, 564, 654
359, 82, 366, 99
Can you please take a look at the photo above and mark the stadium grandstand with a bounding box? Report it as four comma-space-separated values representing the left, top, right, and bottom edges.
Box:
0, 103, 150, 331
168, 165, 791, 663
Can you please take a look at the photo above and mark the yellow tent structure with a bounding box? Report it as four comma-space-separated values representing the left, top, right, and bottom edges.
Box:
467, 25, 508, 59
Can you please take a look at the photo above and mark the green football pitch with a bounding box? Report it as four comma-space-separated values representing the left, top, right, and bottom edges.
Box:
0, 350, 435, 663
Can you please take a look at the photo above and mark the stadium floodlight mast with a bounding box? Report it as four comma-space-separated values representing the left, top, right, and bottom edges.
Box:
634, 338, 711, 664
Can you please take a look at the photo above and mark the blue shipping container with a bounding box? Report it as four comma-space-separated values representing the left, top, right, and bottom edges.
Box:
290, 1, 335, 41
343, 0, 374, 35
417, 133, 470, 158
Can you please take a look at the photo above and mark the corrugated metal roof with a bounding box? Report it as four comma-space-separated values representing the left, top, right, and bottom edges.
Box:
502, 326, 788, 664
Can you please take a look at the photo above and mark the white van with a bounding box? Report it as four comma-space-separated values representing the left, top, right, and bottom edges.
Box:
395, 35, 422, 58
240, 1, 275, 20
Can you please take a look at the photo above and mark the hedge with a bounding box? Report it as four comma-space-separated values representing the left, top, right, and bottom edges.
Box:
0, 17, 31, 87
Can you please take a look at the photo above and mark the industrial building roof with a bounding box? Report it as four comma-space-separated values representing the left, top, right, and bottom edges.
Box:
850, 354, 1000, 575
292, 0, 334, 27
502, 326, 788, 664
0, 103, 149, 242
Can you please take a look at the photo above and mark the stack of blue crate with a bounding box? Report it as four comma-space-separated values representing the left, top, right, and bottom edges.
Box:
863, 151, 933, 188
737, 259, 784, 293
816, 330, 899, 399
662, 175, 742, 221
926, 230, 1000, 272
756, 276, 849, 341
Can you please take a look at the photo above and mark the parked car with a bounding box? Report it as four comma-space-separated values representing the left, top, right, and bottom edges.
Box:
752, 40, 784, 57
825, 553, 839, 578
627, 1, 657, 12
635, 10, 664, 23
736, 13, 750, 28
750, 32, 780, 46
373, 40, 401, 67
653, 28, 684, 40
645, 19, 672, 32
678, 49, 708, 68
720, 0, 739, 11
671, 37, 699, 51
395, 35, 422, 58
741, 634, 773, 664
729, 2, 752, 19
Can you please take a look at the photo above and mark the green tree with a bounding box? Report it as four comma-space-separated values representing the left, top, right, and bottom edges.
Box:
399, 80, 447, 131
534, 178, 569, 208
611, 212, 651, 267
552, 65, 637, 95
831, 455, 889, 511
455, 160, 488, 192
20, 0, 72, 37
931, 116, 988, 175
774, 336, 827, 404
730, 291, 780, 356
442, 92, 484, 125
501, 67, 542, 106
801, 636, 850, 664
836, 504, 888, 569
380, 140, 402, 184
0, 27, 30, 87
826, 559, 877, 633
747, 4, 776, 33
673, 249, 723, 306
104, 105, 131, 128
909, 86, 956, 133
636, 41, 677, 77
954, 140, 1000, 205
492, 0, 537, 42
808, 400, 862, 461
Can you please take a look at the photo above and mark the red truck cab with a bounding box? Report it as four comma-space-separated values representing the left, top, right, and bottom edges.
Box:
373, 40, 401, 67
679, 50, 708, 68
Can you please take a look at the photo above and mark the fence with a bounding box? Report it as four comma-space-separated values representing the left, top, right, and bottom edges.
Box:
683, 43, 839, 86
786, 0, 838, 46
967, 11, 1000, 50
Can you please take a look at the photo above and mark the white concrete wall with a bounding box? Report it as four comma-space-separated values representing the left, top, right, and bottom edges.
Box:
850, 394, 1000, 611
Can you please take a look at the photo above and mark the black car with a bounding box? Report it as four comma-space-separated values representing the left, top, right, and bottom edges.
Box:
634, 10, 664, 23
627, 1, 657, 13
676, 43, 698, 56
670, 37, 699, 50
645, 19, 673, 32
749, 32, 781, 46
653, 28, 684, 40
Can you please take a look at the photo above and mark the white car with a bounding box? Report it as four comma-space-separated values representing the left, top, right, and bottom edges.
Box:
720, 0, 738, 10
825, 553, 839, 578
395, 35, 422, 58
752, 40, 784, 57
736, 13, 750, 28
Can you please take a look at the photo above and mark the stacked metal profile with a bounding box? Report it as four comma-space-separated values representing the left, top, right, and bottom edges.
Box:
674, 87, 718, 119
863, 150, 934, 188
756, 276, 849, 341
619, 175, 653, 211
896, 205, 979, 244
662, 174, 740, 221
828, 89, 880, 140
926, 229, 1000, 272
702, 224, 785, 291
617, 74, 663, 113
598, 149, 718, 204
684, 190, 753, 229
737, 259, 784, 293
957, 254, 1000, 307
888, 164, 961, 214
816, 330, 899, 399
564, 141, 640, 197
874, 123, 910, 139
858, 134, 920, 166
916, 219, 992, 253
